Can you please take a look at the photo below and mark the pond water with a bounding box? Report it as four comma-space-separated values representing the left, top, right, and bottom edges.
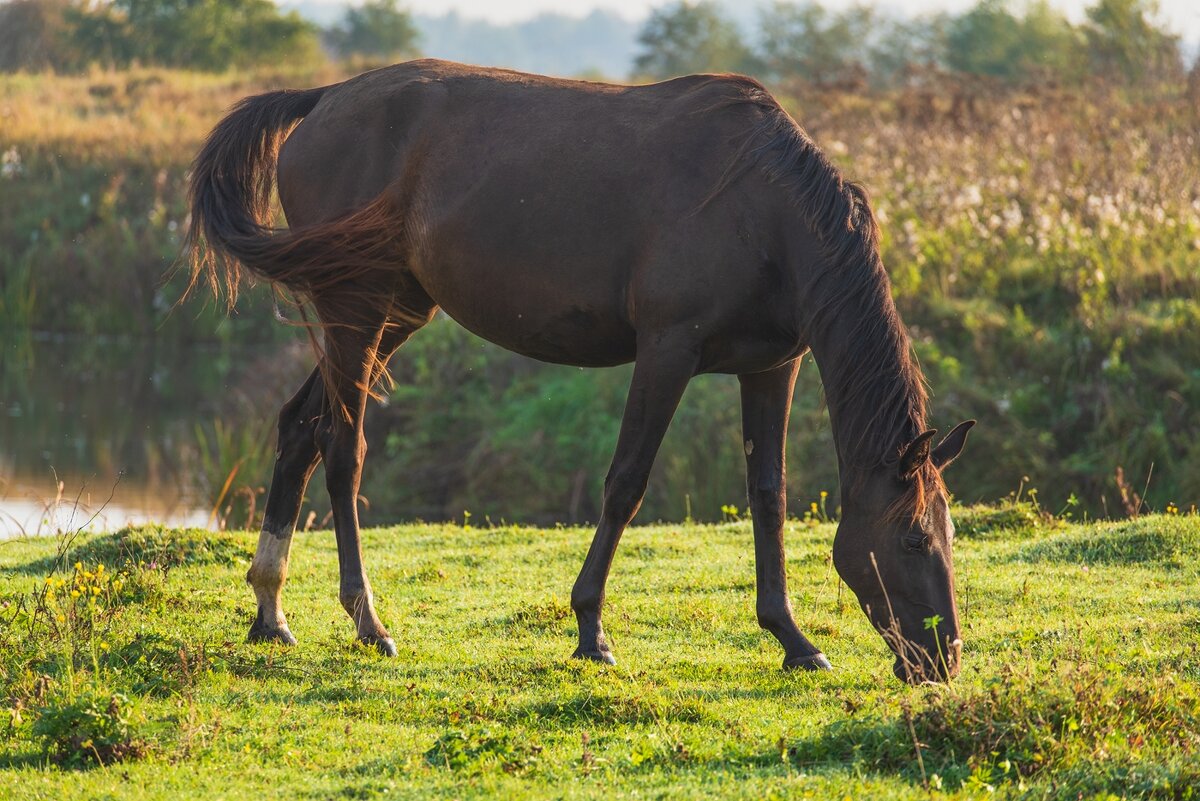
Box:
0, 333, 310, 538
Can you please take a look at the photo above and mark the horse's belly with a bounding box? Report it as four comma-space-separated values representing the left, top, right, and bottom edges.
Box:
417, 262, 637, 367
446, 302, 637, 367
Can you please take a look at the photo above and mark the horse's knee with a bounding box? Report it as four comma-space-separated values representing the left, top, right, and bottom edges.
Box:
602, 473, 646, 522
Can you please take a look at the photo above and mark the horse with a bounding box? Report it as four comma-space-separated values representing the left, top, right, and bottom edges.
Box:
186, 59, 975, 683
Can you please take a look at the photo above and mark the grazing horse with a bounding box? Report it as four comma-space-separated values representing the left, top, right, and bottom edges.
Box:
186, 59, 975, 683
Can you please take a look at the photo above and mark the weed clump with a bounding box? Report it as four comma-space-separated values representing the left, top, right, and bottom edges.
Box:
31, 684, 147, 768
425, 726, 540, 775
507, 597, 572, 631
66, 526, 252, 572
953, 500, 1049, 539
798, 664, 1200, 795
1016, 515, 1197, 567
527, 689, 710, 726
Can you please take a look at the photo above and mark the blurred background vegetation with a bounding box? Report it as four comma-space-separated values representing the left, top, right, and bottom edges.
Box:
0, 0, 1197, 527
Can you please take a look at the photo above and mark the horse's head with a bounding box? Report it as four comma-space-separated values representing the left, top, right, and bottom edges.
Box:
833, 420, 975, 683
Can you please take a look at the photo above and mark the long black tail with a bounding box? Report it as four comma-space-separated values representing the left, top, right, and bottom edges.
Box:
184, 85, 403, 308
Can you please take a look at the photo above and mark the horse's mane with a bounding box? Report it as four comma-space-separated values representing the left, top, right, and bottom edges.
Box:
700, 77, 943, 520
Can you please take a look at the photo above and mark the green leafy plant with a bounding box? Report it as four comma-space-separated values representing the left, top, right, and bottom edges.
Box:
32, 684, 146, 768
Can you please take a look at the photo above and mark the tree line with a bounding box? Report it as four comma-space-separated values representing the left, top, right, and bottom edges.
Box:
0, 0, 418, 72
0, 0, 1190, 88
636, 0, 1188, 87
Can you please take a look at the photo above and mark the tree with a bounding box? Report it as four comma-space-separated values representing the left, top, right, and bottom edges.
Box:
326, 0, 420, 62
0, 0, 78, 71
868, 12, 951, 81
112, 0, 321, 70
758, 1, 874, 85
632, 1, 756, 79
1, 0, 325, 72
944, 0, 1083, 82
1084, 0, 1182, 84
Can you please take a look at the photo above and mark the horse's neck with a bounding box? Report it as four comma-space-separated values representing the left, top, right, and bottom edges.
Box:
806, 274, 925, 477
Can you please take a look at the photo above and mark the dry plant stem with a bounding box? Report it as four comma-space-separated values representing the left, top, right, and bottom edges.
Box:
902, 700, 929, 793
869, 551, 927, 682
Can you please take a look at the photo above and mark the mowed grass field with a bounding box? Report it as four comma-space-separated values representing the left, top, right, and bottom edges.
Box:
1, 507, 1198, 799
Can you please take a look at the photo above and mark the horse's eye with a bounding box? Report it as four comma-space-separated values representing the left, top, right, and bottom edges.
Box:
902, 532, 929, 553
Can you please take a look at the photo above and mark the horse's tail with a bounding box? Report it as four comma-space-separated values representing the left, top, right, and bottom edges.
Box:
183, 86, 401, 309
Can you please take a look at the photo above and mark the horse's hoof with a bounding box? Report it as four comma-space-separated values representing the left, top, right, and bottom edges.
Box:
360, 636, 398, 657
784, 652, 832, 671
572, 648, 617, 666
247, 625, 297, 646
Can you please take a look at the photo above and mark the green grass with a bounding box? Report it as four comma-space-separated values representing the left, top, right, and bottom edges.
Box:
1, 510, 1198, 799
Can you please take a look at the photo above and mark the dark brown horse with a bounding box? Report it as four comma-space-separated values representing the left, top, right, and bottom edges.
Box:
186, 59, 975, 683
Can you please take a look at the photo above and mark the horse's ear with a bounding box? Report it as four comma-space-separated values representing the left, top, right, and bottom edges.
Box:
932, 420, 976, 470
898, 429, 937, 479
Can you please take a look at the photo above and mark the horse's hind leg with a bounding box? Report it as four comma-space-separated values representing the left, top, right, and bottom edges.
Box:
247, 367, 325, 645
571, 336, 698, 664
318, 297, 435, 655
739, 359, 831, 671
246, 299, 432, 648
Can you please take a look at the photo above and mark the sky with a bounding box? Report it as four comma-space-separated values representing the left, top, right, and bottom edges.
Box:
397, 0, 1200, 42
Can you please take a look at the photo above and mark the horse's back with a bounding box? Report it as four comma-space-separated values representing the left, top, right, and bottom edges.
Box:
277, 60, 799, 370
279, 60, 777, 223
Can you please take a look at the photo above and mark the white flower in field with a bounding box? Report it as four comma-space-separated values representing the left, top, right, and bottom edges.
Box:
1, 147, 20, 179
827, 140, 848, 155
957, 184, 983, 209
1002, 202, 1023, 231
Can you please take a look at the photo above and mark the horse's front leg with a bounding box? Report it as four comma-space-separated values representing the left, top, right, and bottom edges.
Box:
739, 359, 831, 670
571, 337, 698, 664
